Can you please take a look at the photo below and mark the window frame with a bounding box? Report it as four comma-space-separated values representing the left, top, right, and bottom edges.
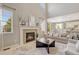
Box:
55, 23, 64, 30
0, 5, 13, 33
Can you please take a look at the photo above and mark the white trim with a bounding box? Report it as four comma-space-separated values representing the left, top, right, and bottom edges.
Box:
0, 5, 14, 33
0, 44, 20, 52
20, 26, 39, 46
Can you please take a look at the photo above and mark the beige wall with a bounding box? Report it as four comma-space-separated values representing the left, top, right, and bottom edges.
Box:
0, 3, 45, 49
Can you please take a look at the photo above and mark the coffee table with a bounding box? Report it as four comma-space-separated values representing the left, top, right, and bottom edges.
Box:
36, 38, 55, 54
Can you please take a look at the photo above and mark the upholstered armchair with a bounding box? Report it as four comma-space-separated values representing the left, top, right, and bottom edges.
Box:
64, 39, 79, 55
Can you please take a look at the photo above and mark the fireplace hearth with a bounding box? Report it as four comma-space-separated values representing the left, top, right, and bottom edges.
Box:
26, 32, 35, 42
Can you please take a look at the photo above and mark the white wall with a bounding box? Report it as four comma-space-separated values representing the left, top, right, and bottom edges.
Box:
0, 3, 45, 49
47, 12, 79, 23
40, 20, 47, 32
15, 3, 45, 19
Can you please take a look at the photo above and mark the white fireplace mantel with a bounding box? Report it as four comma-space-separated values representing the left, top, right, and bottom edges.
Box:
20, 26, 39, 46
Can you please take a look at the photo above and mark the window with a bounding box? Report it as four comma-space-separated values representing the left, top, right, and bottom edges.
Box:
0, 6, 13, 33
47, 23, 55, 32
0, 7, 2, 32
47, 23, 52, 32
56, 23, 63, 30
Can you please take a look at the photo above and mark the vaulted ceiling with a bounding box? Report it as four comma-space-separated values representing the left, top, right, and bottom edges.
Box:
48, 3, 79, 18
3, 3, 79, 19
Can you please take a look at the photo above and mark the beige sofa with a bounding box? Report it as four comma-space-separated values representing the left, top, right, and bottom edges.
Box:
48, 36, 68, 44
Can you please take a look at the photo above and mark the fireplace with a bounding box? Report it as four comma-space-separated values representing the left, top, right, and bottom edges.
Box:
20, 27, 39, 45
26, 32, 35, 42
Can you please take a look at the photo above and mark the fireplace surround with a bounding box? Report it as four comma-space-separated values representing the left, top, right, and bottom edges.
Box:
20, 26, 39, 45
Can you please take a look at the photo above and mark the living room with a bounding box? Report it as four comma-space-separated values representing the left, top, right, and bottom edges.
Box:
0, 3, 79, 55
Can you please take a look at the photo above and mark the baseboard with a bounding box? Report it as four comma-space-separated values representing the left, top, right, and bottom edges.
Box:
2, 44, 20, 52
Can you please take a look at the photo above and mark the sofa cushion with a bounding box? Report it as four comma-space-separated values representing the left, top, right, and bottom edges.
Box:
68, 39, 77, 44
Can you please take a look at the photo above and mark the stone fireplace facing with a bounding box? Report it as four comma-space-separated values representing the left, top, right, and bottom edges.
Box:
20, 27, 39, 45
